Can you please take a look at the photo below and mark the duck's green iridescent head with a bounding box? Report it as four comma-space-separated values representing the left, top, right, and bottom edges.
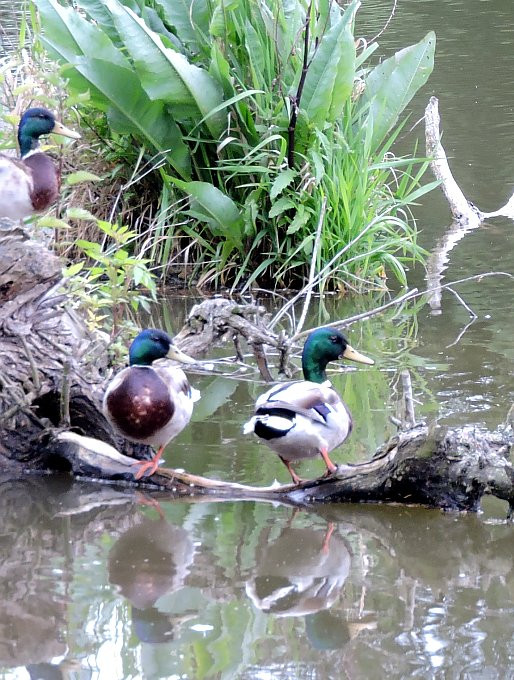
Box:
301, 328, 374, 383
129, 329, 196, 367
17, 107, 80, 157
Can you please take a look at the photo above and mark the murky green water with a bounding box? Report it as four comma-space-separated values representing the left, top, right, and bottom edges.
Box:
1, 0, 513, 678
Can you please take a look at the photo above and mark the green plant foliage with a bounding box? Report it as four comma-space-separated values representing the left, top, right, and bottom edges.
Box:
359, 31, 436, 152
300, 5, 357, 127
63, 216, 158, 335
34, 0, 437, 291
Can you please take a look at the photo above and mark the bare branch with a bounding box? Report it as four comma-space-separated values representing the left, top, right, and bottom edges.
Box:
295, 196, 327, 335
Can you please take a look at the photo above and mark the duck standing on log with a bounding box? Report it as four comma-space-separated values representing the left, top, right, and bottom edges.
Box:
103, 329, 200, 479
244, 328, 374, 484
0, 107, 80, 220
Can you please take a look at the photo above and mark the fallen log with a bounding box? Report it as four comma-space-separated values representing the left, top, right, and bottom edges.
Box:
39, 421, 513, 516
0, 220, 152, 464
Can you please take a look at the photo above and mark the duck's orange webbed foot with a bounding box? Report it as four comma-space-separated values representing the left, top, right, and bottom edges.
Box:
131, 446, 164, 480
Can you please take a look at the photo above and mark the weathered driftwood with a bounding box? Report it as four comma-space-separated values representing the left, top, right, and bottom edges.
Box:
41, 422, 514, 516
0, 221, 150, 463
425, 96, 514, 226
174, 296, 291, 380
424, 97, 514, 313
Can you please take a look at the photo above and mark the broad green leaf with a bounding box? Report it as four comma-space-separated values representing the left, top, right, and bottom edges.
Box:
244, 20, 265, 86
64, 171, 102, 186
70, 57, 191, 178
140, 6, 183, 50
103, 0, 224, 136
210, 42, 234, 99
328, 0, 359, 120
37, 0, 191, 176
270, 168, 297, 200
300, 11, 356, 128
37, 0, 128, 67
269, 196, 295, 218
360, 31, 436, 151
257, 2, 289, 60
315, 0, 343, 36
73, 0, 119, 42
171, 179, 244, 242
280, 0, 306, 57
154, 0, 210, 50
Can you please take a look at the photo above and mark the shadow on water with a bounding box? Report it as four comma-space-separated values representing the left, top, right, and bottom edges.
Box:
0, 477, 511, 679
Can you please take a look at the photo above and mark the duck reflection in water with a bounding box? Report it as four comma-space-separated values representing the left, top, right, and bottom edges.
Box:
108, 514, 195, 644
246, 521, 375, 650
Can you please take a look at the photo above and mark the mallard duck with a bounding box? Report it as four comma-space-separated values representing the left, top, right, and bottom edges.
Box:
0, 107, 80, 220
243, 327, 374, 484
102, 329, 199, 479
245, 524, 351, 617
108, 516, 196, 643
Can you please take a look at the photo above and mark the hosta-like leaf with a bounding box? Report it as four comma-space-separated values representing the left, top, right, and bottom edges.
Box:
37, 0, 128, 67
73, 0, 119, 42
360, 31, 436, 151
328, 0, 359, 120
171, 179, 244, 243
37, 0, 191, 177
71, 57, 191, 178
154, 0, 210, 50
102, 0, 224, 136
300, 7, 357, 128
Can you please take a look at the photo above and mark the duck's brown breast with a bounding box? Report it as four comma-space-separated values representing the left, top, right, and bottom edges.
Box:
106, 368, 175, 441
23, 153, 59, 211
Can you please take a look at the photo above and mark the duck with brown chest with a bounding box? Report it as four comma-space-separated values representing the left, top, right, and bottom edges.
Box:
0, 107, 80, 219
103, 329, 199, 479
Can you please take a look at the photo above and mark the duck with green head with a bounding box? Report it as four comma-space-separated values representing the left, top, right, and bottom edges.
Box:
103, 329, 199, 479
244, 327, 374, 484
0, 107, 80, 220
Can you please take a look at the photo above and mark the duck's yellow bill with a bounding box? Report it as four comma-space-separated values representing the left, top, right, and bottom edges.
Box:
342, 345, 374, 365
52, 120, 81, 140
167, 345, 196, 364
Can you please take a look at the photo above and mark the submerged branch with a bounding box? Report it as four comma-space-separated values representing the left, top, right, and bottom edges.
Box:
425, 97, 481, 226
424, 96, 514, 311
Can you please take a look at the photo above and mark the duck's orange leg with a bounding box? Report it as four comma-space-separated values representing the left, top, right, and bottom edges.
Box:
279, 456, 304, 485
320, 447, 337, 476
321, 522, 335, 554
131, 445, 164, 480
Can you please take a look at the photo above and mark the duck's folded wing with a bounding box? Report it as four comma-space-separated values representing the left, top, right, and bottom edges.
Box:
257, 384, 341, 425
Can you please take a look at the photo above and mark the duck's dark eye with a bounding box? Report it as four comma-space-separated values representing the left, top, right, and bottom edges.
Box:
330, 335, 339, 344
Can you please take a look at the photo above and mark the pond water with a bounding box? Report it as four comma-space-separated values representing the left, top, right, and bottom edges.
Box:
1, 0, 513, 678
